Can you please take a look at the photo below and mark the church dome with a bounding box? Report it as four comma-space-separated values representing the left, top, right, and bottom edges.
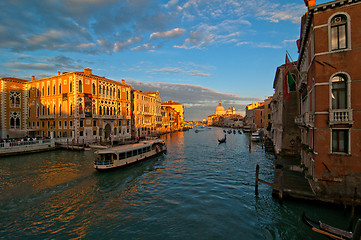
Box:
215, 101, 225, 115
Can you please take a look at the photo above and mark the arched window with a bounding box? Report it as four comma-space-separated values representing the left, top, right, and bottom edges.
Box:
42, 87, 44, 96
331, 74, 347, 109
99, 86, 102, 95
47, 85, 50, 95
53, 104, 56, 115
53, 84, 56, 95
59, 104, 62, 116
59, 83, 62, 94
70, 104, 73, 116
99, 106, 102, 115
92, 83, 96, 95
106, 87, 109, 96
70, 81, 73, 92
110, 88, 112, 97
79, 103, 83, 114
78, 80, 82, 93
331, 14, 347, 50
118, 89, 120, 98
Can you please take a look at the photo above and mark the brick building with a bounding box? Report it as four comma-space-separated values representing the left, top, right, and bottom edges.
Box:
297, 0, 361, 197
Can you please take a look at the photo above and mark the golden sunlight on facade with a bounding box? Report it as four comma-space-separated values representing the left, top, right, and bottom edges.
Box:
1, 68, 184, 141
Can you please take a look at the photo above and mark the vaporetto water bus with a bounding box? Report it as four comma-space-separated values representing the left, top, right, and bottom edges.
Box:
93, 139, 167, 170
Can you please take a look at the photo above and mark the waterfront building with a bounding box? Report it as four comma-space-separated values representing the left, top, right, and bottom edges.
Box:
207, 101, 243, 127
161, 100, 184, 130
161, 106, 180, 133
215, 101, 226, 115
245, 102, 264, 130
296, 0, 361, 197
131, 90, 161, 139
0, 77, 28, 139
263, 96, 273, 137
270, 64, 299, 156
23, 68, 131, 142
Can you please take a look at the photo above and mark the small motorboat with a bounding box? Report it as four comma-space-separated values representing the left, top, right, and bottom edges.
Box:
195, 129, 199, 133
302, 213, 360, 240
218, 135, 226, 144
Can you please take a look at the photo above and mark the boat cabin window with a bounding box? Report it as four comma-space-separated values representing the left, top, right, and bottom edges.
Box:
132, 149, 137, 156
126, 151, 132, 158
142, 147, 146, 153
104, 154, 112, 161
119, 152, 126, 160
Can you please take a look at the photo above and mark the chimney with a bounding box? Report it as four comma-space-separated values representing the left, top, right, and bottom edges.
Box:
57, 71, 60, 76
304, 0, 316, 7
31, 76, 35, 81
84, 68, 92, 75
121, 79, 125, 85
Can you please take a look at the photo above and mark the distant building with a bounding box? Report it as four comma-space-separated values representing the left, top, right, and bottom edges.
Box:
263, 96, 273, 137
161, 100, 184, 130
245, 102, 264, 130
131, 90, 161, 139
270, 64, 299, 156
207, 101, 243, 127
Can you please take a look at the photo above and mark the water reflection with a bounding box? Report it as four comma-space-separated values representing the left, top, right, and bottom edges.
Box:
0, 128, 359, 239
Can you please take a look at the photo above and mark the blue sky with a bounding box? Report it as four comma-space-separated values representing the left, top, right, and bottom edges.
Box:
0, 0, 330, 120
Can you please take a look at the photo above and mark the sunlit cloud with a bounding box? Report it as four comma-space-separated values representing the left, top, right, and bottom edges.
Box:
150, 28, 185, 39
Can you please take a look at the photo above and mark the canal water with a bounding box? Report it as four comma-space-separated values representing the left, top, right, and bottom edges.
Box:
0, 127, 358, 239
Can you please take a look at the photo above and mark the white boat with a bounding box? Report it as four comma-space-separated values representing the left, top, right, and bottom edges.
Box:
93, 139, 167, 170
251, 131, 261, 142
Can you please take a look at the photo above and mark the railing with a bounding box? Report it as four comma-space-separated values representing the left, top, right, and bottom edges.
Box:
329, 109, 353, 125
39, 114, 56, 119
0, 139, 54, 148
295, 112, 314, 127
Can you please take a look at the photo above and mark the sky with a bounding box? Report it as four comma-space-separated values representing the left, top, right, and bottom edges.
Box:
0, 0, 331, 121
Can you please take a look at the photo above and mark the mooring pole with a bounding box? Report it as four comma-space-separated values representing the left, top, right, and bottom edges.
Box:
255, 164, 259, 195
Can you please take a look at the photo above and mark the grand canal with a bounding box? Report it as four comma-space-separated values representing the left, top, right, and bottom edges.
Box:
0, 127, 358, 239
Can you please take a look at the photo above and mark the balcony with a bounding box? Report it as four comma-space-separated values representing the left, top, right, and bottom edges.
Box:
295, 112, 314, 127
329, 109, 353, 125
39, 114, 56, 119
92, 114, 116, 119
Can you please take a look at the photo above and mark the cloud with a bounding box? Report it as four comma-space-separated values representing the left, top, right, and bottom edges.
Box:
150, 28, 185, 39
151, 67, 210, 77
125, 79, 261, 120
113, 36, 142, 52
5, 62, 56, 71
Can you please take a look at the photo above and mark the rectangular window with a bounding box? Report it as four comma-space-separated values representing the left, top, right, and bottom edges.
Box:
93, 120, 97, 127
332, 129, 349, 153
93, 130, 96, 135
70, 121, 73, 127
80, 131, 83, 136
80, 120, 84, 127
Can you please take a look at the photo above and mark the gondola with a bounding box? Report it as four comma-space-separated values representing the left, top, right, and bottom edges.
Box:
302, 213, 354, 240
218, 135, 226, 144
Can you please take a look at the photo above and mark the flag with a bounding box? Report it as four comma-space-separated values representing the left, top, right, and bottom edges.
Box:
284, 54, 296, 99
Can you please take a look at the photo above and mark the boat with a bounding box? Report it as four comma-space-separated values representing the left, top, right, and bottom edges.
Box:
223, 130, 226, 133
302, 213, 356, 240
195, 129, 199, 133
218, 135, 226, 144
93, 139, 167, 170
233, 130, 236, 134
251, 131, 261, 142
